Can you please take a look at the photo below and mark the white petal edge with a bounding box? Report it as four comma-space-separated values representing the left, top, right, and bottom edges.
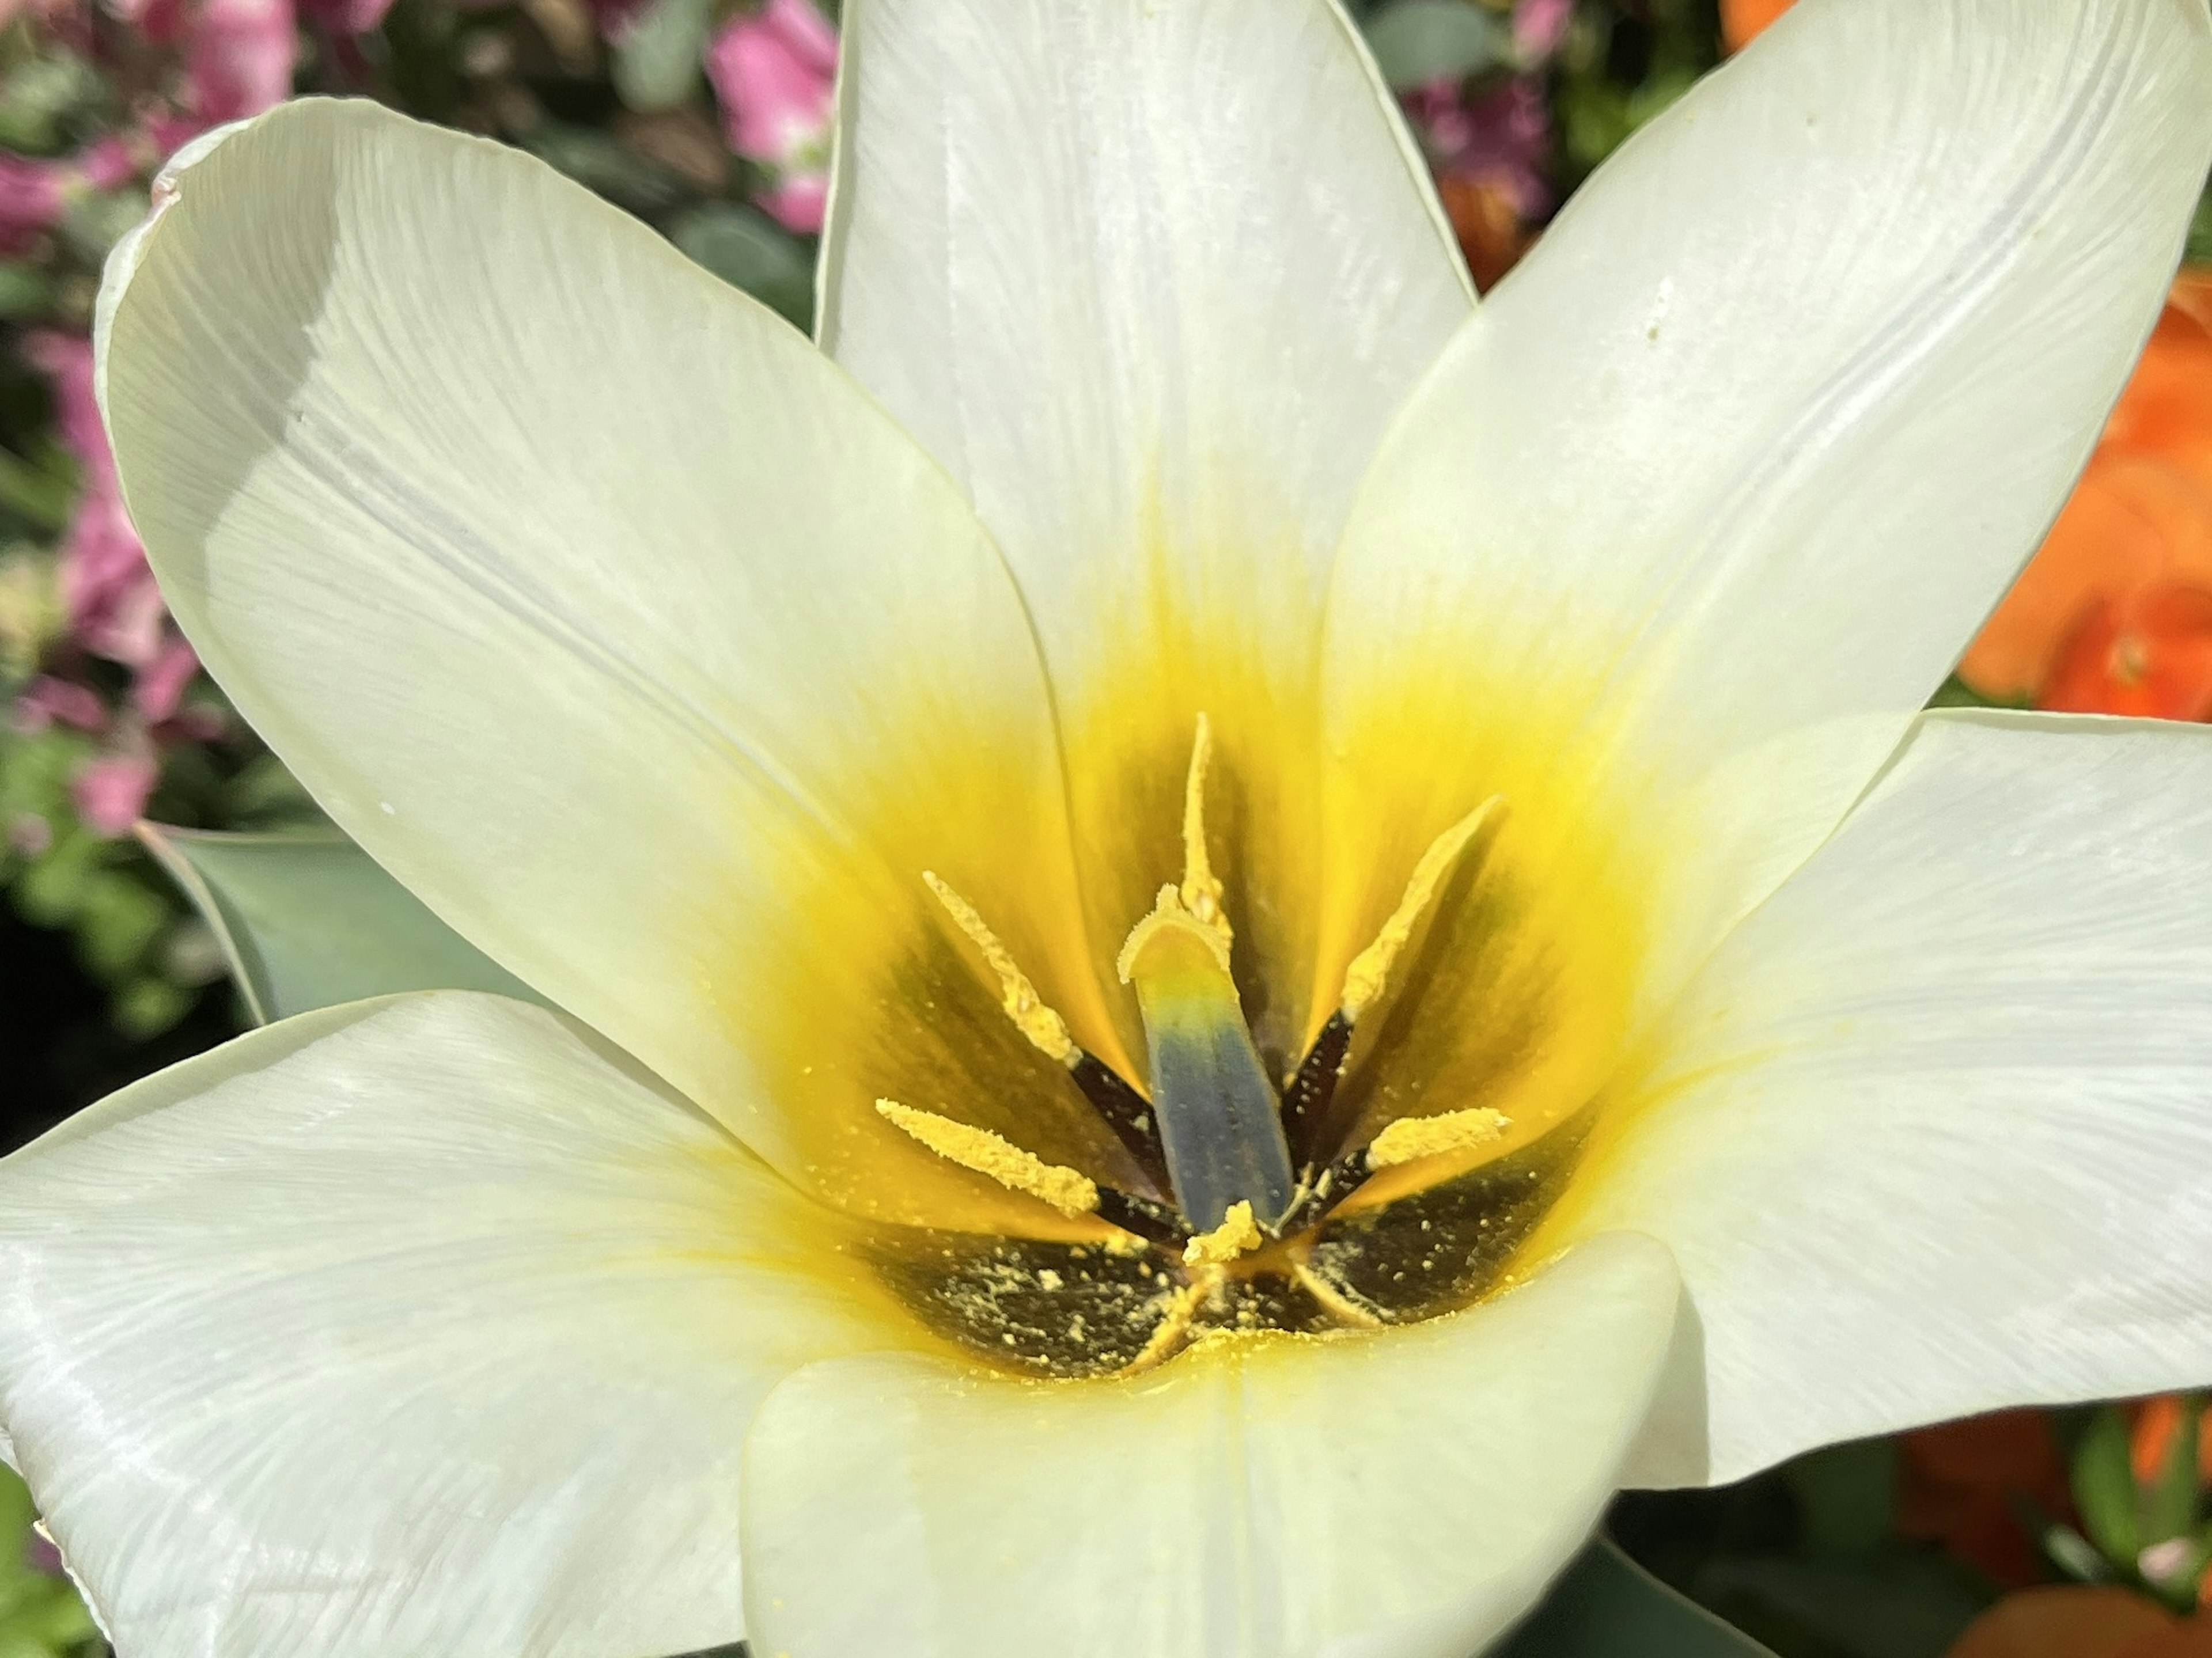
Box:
0, 992, 919, 1658
1562, 711, 2212, 1486
739, 1232, 1680, 1658
96, 100, 1126, 1228
1321, 0, 2212, 1019
819, 0, 1473, 702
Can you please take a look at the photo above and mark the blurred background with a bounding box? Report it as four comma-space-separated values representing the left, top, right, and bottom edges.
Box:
1, 0, 2209, 1652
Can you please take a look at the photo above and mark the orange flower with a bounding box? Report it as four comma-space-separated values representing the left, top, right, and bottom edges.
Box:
1899, 1409, 2075, 1589
1720, 0, 1796, 52
1944, 1586, 2185, 1658
1961, 271, 2212, 711
2128, 1395, 2212, 1488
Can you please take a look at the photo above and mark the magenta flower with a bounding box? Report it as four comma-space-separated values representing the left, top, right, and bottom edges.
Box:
1512, 0, 1574, 60
0, 156, 66, 253
187, 0, 299, 123
705, 0, 836, 233
296, 0, 393, 32
14, 676, 107, 735
70, 748, 158, 838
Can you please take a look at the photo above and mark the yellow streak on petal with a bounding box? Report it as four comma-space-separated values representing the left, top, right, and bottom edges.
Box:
1339, 795, 1505, 1023
1365, 1106, 1510, 1170
875, 1099, 1099, 1219
1181, 1198, 1263, 1266
1177, 712, 1233, 956
921, 871, 1078, 1067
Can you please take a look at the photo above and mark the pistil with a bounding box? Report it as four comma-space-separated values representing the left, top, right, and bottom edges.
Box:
1114, 719, 1298, 1232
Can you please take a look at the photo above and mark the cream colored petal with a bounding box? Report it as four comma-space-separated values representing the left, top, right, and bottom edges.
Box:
1319, 0, 2212, 1030
0, 992, 916, 1658
740, 1233, 1680, 1658
100, 99, 1131, 1233
1559, 712, 2212, 1488
820, 0, 1475, 1049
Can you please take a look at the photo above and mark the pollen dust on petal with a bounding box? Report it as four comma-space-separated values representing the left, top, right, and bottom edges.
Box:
1181, 1199, 1264, 1266
1365, 1107, 1511, 1170
876, 1099, 1099, 1219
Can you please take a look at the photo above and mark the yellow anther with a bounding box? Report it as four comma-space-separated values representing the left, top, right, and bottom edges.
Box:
1339, 796, 1505, 1023
1177, 713, 1232, 955
1181, 1199, 1263, 1266
922, 871, 1078, 1067
1292, 1261, 1385, 1328
1365, 1107, 1510, 1170
876, 1099, 1099, 1219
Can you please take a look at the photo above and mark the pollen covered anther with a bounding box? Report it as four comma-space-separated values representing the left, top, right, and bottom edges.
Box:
922, 871, 1079, 1067
1339, 796, 1506, 1024
1365, 1107, 1510, 1170
876, 1098, 1099, 1219
1182, 1200, 1264, 1266
1177, 712, 1232, 957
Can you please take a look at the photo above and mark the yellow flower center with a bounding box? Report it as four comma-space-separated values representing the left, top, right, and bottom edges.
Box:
805, 679, 1652, 1379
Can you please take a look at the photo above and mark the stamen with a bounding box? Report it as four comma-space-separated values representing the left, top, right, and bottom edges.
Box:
1181, 1200, 1263, 1266
1339, 796, 1505, 1025
876, 1099, 1099, 1219
1126, 1276, 1213, 1374
1365, 1107, 1510, 1170
923, 871, 1078, 1067
1177, 713, 1232, 956
1292, 1261, 1385, 1328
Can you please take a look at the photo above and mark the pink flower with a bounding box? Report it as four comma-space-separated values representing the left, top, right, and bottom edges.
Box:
1404, 75, 1554, 222
132, 632, 200, 722
705, 0, 836, 234
14, 675, 107, 734
0, 155, 66, 253
187, 0, 298, 122
71, 749, 158, 839
296, 0, 392, 33
22, 332, 111, 487
1512, 0, 1574, 61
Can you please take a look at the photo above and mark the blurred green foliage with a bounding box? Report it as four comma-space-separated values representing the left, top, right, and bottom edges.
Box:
0, 1469, 97, 1658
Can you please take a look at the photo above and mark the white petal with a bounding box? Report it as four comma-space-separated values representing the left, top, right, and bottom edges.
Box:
1321, 0, 2212, 1009
1565, 712, 2212, 1487
820, 0, 1471, 696
821, 0, 1474, 1052
101, 100, 1127, 1231
739, 1233, 1680, 1658
0, 992, 912, 1658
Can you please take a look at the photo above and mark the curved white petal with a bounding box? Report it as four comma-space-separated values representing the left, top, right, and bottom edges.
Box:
1565, 712, 2212, 1487
739, 1233, 1680, 1658
1321, 0, 2212, 1014
820, 0, 1474, 1053
0, 992, 914, 1658
821, 0, 1469, 673
100, 100, 1128, 1231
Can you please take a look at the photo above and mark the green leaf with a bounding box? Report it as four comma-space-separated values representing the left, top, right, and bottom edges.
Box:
611, 0, 713, 112
139, 824, 547, 1024
1692, 1554, 1990, 1658
2188, 185, 2211, 265
0, 264, 52, 322
521, 124, 691, 215
2073, 1406, 2142, 1568
1490, 1539, 1776, 1656
1361, 0, 1504, 89
670, 202, 816, 329
2143, 1395, 2202, 1547
1784, 1438, 1898, 1563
